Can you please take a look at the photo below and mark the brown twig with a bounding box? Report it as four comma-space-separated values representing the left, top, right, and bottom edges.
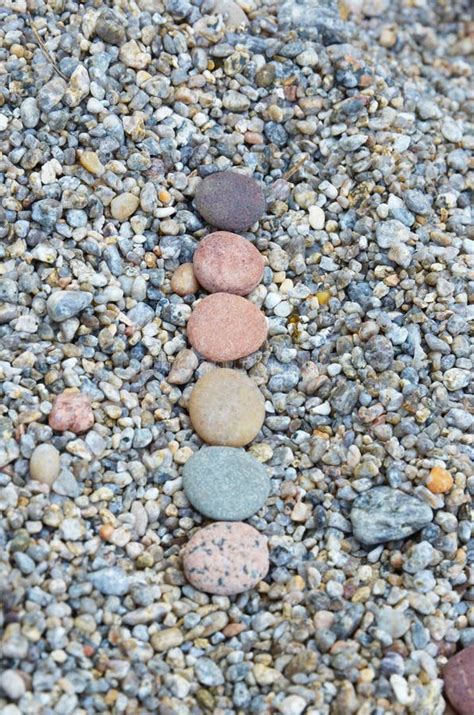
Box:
282, 154, 309, 181
26, 13, 68, 81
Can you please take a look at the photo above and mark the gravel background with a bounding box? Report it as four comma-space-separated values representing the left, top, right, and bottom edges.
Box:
0, 0, 472, 713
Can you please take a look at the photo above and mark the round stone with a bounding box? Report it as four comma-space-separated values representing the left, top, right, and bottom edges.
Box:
183, 447, 271, 520
30, 444, 61, 486
194, 171, 266, 232
187, 293, 267, 362
443, 646, 474, 715
170, 263, 200, 296
182, 522, 269, 595
193, 231, 264, 296
189, 368, 265, 446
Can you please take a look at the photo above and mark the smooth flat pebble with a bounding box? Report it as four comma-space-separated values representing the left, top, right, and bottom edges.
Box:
29, 444, 61, 485
443, 646, 474, 715
182, 522, 269, 595
189, 368, 265, 446
187, 293, 267, 362
194, 170, 266, 232
170, 263, 200, 296
183, 447, 271, 520
193, 231, 264, 296
48, 392, 94, 433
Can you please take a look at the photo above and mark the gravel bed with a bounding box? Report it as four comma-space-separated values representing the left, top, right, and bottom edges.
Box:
0, 0, 472, 713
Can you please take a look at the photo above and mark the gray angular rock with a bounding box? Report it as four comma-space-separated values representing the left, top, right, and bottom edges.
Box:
47, 291, 92, 322
20, 97, 40, 128
279, 0, 350, 43
94, 10, 126, 45
183, 447, 271, 521
32, 199, 63, 230
36, 77, 67, 112
350, 487, 433, 545
90, 567, 130, 596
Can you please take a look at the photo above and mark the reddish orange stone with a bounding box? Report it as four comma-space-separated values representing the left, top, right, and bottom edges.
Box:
49, 392, 94, 433
193, 231, 264, 296
427, 466, 453, 494
187, 293, 267, 362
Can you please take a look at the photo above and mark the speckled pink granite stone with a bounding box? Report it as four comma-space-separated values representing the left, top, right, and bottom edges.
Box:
48, 392, 94, 433
183, 522, 269, 595
187, 293, 267, 362
193, 231, 264, 296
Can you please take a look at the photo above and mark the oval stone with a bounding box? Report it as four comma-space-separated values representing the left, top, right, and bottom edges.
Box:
443, 646, 474, 715
193, 231, 264, 296
183, 447, 270, 520
182, 522, 269, 595
187, 293, 267, 362
189, 368, 265, 446
194, 171, 266, 232
30, 444, 61, 485
171, 263, 200, 296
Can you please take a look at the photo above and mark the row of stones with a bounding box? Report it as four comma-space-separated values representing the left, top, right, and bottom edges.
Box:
178, 171, 271, 596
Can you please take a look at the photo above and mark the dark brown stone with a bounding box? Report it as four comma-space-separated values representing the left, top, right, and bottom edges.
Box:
194, 171, 266, 232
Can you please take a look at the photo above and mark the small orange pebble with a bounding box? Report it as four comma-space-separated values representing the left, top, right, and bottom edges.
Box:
223, 623, 246, 638
99, 524, 114, 541
83, 645, 95, 657
426, 466, 453, 494
316, 290, 331, 305
158, 189, 171, 203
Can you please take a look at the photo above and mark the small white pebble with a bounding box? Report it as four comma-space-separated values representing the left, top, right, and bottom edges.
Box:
0, 114, 9, 131
308, 205, 325, 230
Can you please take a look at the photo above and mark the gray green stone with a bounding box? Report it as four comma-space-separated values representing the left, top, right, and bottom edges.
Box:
182, 447, 270, 521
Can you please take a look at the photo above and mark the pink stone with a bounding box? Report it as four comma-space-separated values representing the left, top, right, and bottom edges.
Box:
183, 522, 269, 595
49, 392, 94, 434
187, 293, 267, 362
193, 231, 264, 296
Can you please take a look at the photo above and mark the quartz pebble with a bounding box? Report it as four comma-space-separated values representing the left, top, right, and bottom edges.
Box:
183, 446, 270, 520
48, 392, 94, 434
189, 368, 265, 446
443, 646, 474, 715
110, 193, 139, 220
187, 293, 267, 362
194, 171, 266, 232
193, 231, 264, 296
29, 444, 61, 485
183, 522, 269, 595
170, 263, 200, 296
350, 487, 433, 545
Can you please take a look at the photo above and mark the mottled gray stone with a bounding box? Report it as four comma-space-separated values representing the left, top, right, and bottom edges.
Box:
183, 447, 270, 521
90, 567, 130, 596
47, 291, 92, 322
32, 199, 63, 230
350, 487, 433, 545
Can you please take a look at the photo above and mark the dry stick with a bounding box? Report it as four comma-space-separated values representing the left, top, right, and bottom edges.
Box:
282, 155, 309, 182
26, 13, 68, 81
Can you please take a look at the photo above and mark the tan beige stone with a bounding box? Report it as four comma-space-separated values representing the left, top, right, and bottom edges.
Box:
170, 263, 200, 296
110, 193, 139, 220
189, 368, 265, 447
